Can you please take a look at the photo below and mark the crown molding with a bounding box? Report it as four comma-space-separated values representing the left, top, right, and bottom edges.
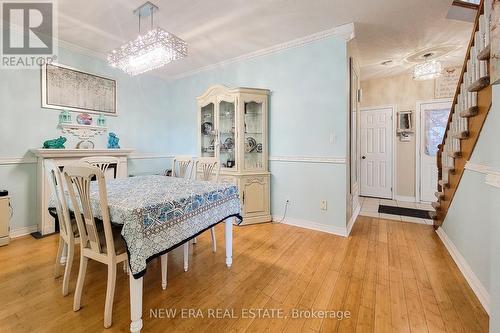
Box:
58, 39, 108, 61
170, 22, 355, 81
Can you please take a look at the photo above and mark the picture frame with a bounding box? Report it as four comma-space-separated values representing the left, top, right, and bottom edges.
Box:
41, 63, 117, 116
397, 111, 413, 132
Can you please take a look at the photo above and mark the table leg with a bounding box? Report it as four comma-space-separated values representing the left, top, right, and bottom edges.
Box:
225, 217, 233, 267
129, 267, 143, 333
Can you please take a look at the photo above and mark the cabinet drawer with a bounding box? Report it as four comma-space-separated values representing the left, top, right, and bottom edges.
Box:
219, 175, 237, 184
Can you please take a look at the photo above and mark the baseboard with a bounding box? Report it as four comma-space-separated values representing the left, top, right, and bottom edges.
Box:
9, 225, 38, 238
272, 216, 348, 237
347, 203, 361, 236
394, 195, 416, 202
436, 227, 490, 314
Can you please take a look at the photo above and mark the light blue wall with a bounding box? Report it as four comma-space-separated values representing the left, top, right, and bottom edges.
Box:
0, 36, 350, 233
442, 84, 500, 326
487, 85, 500, 332
0, 47, 172, 231
166, 36, 349, 228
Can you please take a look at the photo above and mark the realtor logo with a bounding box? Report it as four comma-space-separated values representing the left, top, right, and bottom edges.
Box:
1, 1, 57, 68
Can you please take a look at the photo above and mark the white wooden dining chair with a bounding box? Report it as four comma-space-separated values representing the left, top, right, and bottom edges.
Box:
183, 157, 220, 272
45, 159, 80, 296
172, 156, 194, 179
63, 162, 168, 328
80, 156, 128, 273
80, 156, 119, 179
171, 156, 195, 271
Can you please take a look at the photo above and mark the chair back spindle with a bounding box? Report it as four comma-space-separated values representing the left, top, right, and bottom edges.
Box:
194, 157, 220, 182
80, 156, 119, 179
64, 163, 115, 256
45, 160, 73, 239
172, 156, 194, 179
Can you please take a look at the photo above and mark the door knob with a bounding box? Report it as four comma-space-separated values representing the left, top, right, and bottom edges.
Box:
362, 156, 366, 159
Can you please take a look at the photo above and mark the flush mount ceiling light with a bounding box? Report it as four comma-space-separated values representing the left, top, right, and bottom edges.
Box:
107, 2, 187, 76
413, 53, 442, 81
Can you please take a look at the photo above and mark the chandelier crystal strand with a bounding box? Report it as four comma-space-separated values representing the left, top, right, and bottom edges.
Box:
107, 3, 187, 76
413, 60, 441, 81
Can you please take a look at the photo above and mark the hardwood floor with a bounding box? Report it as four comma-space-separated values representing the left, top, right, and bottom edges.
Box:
0, 216, 488, 332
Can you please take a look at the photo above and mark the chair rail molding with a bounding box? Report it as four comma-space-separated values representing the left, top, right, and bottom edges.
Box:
269, 156, 346, 164
465, 161, 500, 188
0, 156, 37, 165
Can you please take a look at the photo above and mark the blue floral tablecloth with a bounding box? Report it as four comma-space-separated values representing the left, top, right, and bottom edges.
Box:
51, 175, 241, 278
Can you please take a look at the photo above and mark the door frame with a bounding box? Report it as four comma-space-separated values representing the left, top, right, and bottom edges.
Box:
415, 99, 452, 202
359, 105, 396, 200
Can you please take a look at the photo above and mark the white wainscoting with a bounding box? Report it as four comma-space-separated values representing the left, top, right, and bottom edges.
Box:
436, 227, 490, 314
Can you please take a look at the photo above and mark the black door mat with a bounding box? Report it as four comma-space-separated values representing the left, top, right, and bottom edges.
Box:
378, 205, 432, 219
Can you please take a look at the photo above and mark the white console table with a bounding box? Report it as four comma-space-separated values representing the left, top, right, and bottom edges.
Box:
30, 148, 134, 236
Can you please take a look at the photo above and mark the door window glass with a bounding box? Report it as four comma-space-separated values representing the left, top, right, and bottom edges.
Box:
424, 109, 450, 156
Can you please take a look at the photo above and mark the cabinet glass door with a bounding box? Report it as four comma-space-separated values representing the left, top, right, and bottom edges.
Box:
200, 103, 215, 157
244, 101, 264, 170
218, 100, 236, 170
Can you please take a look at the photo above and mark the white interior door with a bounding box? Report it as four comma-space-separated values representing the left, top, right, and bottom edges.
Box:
360, 107, 393, 199
419, 101, 451, 202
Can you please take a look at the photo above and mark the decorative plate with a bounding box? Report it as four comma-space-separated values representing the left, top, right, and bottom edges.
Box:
224, 137, 234, 150
245, 137, 257, 153
202, 122, 213, 135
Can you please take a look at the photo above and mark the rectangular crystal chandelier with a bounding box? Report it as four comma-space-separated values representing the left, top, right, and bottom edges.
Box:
413, 60, 441, 81
107, 2, 187, 76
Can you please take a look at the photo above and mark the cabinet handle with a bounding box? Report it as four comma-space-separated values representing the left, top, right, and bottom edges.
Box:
242, 191, 245, 204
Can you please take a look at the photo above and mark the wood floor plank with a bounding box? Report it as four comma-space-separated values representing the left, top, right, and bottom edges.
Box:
0, 217, 488, 333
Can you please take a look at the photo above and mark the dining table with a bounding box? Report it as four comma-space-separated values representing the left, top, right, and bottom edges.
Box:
52, 175, 242, 332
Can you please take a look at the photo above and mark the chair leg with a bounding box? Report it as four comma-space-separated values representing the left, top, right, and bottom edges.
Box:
104, 262, 117, 328
161, 254, 168, 290
123, 260, 128, 274
183, 243, 189, 272
62, 243, 74, 296
73, 256, 88, 311
210, 227, 217, 252
54, 236, 64, 278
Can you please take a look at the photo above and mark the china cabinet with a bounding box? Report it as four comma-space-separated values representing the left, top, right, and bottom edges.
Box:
197, 85, 270, 224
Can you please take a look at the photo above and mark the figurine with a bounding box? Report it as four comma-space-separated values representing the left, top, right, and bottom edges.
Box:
107, 132, 120, 149
97, 114, 106, 126
43, 136, 67, 149
58, 110, 71, 124
76, 113, 93, 125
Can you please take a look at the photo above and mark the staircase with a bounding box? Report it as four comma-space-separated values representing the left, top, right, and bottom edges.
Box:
433, 0, 493, 228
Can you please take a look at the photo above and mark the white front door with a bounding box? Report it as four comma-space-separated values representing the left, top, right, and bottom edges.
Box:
419, 101, 451, 202
360, 107, 393, 199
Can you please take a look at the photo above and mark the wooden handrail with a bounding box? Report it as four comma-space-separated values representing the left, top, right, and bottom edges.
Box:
434, 0, 493, 227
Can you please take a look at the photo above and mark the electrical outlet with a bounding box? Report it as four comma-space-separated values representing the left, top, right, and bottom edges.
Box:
320, 200, 328, 211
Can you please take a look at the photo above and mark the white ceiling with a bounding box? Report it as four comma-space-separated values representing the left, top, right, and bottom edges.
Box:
57, 0, 474, 80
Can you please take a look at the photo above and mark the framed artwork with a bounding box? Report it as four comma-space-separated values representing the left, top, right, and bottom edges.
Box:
41, 63, 117, 116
